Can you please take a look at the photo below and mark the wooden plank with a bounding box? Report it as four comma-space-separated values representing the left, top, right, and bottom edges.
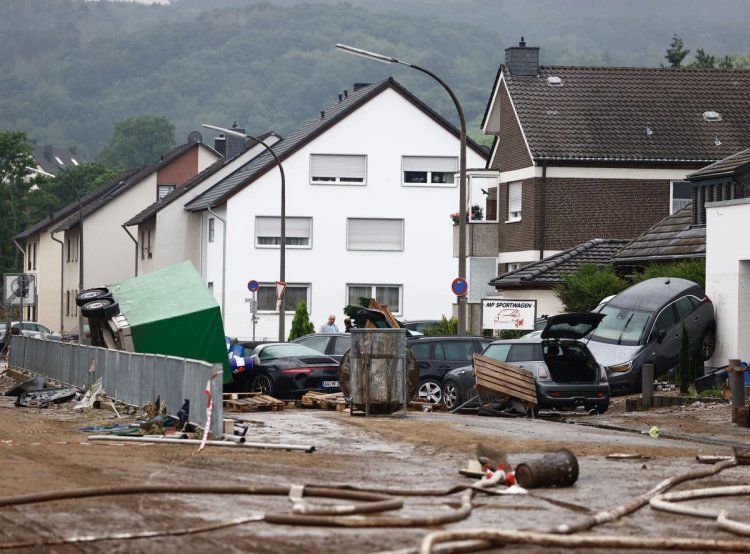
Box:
473, 353, 537, 404
476, 372, 537, 398
368, 299, 401, 329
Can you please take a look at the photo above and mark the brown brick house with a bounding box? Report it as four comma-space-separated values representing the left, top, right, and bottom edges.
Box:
479, 39, 750, 279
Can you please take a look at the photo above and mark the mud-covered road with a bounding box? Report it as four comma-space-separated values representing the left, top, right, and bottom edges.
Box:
0, 369, 749, 554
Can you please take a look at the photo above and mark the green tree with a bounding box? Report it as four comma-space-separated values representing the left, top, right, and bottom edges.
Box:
690, 48, 716, 68
554, 264, 628, 312
96, 115, 175, 169
718, 55, 735, 69
288, 300, 315, 341
0, 131, 35, 274
631, 259, 705, 290
664, 33, 690, 68
23, 162, 118, 225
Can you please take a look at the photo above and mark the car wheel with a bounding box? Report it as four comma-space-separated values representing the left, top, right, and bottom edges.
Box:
417, 379, 442, 404
442, 380, 461, 410
76, 288, 112, 307
699, 331, 715, 361
81, 298, 120, 319
251, 374, 275, 396
584, 402, 609, 415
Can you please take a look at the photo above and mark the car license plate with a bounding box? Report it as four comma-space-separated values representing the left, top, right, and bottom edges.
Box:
321, 380, 339, 388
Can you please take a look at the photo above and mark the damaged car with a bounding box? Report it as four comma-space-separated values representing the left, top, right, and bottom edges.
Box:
442, 313, 610, 413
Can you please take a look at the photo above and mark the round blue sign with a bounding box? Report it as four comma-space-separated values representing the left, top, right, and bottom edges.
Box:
451, 277, 468, 297
247, 280, 259, 292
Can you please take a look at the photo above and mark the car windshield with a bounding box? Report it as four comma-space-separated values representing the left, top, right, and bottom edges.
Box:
590, 305, 652, 346
256, 344, 323, 361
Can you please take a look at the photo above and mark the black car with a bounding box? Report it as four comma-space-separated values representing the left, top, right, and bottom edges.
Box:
238, 343, 340, 399
406, 335, 493, 404
291, 333, 351, 363
442, 313, 610, 413
585, 278, 716, 394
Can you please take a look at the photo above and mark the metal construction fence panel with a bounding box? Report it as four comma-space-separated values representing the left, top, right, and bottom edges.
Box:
7, 337, 222, 436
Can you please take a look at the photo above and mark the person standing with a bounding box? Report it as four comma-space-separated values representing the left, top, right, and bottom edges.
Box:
344, 318, 353, 332
319, 314, 339, 333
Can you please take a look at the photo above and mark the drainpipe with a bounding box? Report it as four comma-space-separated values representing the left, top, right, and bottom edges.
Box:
539, 161, 547, 260
121, 225, 139, 276
51, 233, 64, 332
207, 208, 226, 318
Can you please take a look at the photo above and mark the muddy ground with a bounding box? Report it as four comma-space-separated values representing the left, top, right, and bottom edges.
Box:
0, 367, 749, 554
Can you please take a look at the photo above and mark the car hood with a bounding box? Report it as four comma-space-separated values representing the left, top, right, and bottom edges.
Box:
541, 313, 604, 340
585, 339, 644, 367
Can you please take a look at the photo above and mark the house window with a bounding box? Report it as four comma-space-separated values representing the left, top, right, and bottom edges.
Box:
147, 230, 153, 259
208, 218, 215, 243
468, 175, 498, 222
26, 242, 37, 271
347, 284, 401, 314
507, 263, 521, 272
507, 181, 522, 222
310, 154, 366, 185
671, 181, 692, 214
157, 184, 175, 200
207, 282, 214, 293
66, 236, 79, 263
140, 230, 153, 259
65, 291, 70, 317
258, 283, 310, 311
256, 216, 312, 248
347, 218, 404, 251
402, 156, 457, 186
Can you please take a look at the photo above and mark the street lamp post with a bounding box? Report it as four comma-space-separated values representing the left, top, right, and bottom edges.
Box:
26, 166, 85, 343
335, 43, 469, 335
201, 124, 287, 342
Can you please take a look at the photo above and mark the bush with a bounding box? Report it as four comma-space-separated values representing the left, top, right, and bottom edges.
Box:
632, 259, 705, 290
423, 315, 457, 335
554, 264, 628, 312
287, 301, 315, 341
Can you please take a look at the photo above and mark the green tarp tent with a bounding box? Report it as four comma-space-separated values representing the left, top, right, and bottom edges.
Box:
108, 261, 231, 383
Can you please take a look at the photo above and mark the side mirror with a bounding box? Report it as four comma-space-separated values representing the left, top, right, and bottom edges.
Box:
656, 329, 667, 343
251, 354, 261, 367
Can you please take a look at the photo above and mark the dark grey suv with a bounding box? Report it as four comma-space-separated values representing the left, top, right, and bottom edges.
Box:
406, 335, 493, 404
585, 278, 716, 394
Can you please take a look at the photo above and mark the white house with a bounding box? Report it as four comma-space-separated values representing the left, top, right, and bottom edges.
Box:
701, 148, 750, 367
124, 132, 281, 276
15, 141, 220, 332
185, 78, 488, 341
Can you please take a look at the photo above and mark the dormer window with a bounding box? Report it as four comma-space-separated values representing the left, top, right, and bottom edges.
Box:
547, 76, 562, 87
703, 111, 722, 122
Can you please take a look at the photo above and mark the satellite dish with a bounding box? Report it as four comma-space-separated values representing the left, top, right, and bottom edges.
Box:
187, 131, 203, 144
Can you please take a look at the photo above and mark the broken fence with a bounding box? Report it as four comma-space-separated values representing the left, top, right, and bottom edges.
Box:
7, 336, 223, 436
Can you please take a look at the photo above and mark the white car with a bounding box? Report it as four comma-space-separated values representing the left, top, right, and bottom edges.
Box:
0, 322, 61, 352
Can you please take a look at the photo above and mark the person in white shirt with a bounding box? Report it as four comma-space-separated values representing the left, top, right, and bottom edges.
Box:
319, 314, 339, 333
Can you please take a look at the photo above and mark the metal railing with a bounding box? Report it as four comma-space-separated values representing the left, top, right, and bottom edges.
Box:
8, 336, 223, 436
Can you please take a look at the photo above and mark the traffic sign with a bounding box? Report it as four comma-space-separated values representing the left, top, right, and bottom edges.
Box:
451, 277, 468, 297
247, 279, 259, 292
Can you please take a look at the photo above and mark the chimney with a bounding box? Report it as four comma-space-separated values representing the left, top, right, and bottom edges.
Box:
353, 82, 370, 91
338, 93, 343, 102
343, 89, 348, 98
504, 37, 540, 76
320, 111, 325, 119
225, 121, 246, 159
44, 144, 53, 161
214, 135, 226, 157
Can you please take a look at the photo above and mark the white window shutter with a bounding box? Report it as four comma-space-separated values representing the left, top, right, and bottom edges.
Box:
347, 219, 404, 251
310, 154, 366, 180
508, 182, 522, 219
402, 156, 457, 172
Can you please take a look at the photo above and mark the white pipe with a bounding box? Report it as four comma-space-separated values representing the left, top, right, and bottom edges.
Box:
88, 434, 314, 452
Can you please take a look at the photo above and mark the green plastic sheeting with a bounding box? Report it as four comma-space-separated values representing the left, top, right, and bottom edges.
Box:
108, 261, 231, 383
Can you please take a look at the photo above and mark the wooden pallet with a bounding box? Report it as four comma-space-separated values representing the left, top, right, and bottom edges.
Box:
223, 394, 285, 412
473, 353, 537, 406
301, 391, 347, 411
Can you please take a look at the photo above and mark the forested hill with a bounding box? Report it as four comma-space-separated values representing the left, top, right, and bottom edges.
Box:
1, 0, 747, 159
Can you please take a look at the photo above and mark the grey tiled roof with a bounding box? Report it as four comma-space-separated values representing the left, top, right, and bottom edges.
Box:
185, 78, 488, 211
124, 132, 281, 227
50, 142, 199, 233
503, 66, 750, 163
489, 238, 630, 288
612, 202, 705, 264
687, 146, 750, 180
30, 143, 83, 175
